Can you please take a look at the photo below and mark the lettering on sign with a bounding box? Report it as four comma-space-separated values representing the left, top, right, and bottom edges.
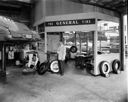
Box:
45, 18, 95, 27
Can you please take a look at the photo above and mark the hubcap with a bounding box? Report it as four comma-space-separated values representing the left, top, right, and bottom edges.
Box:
104, 64, 108, 72
50, 61, 59, 72
115, 63, 119, 69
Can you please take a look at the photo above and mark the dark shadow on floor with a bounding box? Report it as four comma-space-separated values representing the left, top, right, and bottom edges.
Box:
64, 60, 93, 76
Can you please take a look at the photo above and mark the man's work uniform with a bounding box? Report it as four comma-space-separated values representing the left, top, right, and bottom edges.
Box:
57, 43, 66, 75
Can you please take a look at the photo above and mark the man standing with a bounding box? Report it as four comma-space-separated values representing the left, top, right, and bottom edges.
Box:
57, 41, 66, 75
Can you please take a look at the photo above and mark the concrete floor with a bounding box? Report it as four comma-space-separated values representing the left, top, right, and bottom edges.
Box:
0, 60, 128, 102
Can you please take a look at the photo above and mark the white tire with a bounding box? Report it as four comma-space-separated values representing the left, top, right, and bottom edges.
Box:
50, 60, 59, 73
100, 61, 110, 77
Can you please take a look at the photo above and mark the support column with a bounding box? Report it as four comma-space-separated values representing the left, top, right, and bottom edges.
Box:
79, 33, 81, 53
43, 0, 47, 54
74, 33, 76, 46
93, 16, 98, 75
0, 43, 6, 77
120, 14, 125, 71
94, 30, 98, 75
45, 32, 47, 53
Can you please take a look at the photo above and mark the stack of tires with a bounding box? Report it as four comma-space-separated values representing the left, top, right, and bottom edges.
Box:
100, 59, 121, 77
37, 53, 60, 75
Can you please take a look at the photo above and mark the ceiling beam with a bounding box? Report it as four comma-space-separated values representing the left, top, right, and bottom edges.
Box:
77, 0, 120, 13
113, 1, 126, 8
70, 0, 126, 14
0, 2, 21, 8
103, 0, 121, 6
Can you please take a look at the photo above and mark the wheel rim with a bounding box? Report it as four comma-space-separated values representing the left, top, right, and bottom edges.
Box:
50, 61, 59, 72
70, 46, 77, 53
72, 48, 76, 52
104, 64, 108, 72
115, 63, 119, 69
